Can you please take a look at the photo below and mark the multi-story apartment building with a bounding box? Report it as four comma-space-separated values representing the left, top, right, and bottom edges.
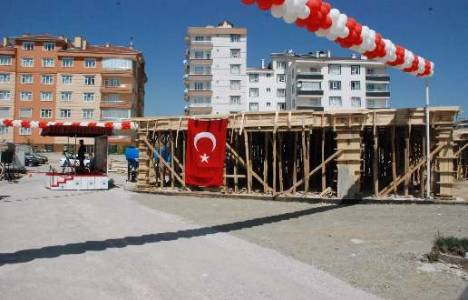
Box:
184, 21, 248, 115
0, 34, 146, 150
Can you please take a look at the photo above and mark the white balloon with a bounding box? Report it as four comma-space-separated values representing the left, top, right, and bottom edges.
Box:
298, 5, 310, 19
283, 12, 298, 23
271, 4, 286, 18
330, 8, 340, 20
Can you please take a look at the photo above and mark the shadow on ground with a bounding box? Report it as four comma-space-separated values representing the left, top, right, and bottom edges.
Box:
0, 203, 350, 266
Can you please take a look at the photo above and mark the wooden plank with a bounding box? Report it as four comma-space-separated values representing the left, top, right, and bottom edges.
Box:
292, 133, 297, 193
404, 126, 410, 196
391, 126, 397, 194
321, 129, 326, 191
263, 133, 269, 193
170, 131, 175, 188
272, 132, 277, 192
302, 128, 310, 193
373, 117, 379, 197
278, 134, 284, 192
244, 131, 252, 193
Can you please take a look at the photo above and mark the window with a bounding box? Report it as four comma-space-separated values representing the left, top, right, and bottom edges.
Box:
21, 74, 33, 84
62, 75, 73, 84
60, 109, 71, 119
249, 74, 259, 83
0, 56, 12, 65
277, 102, 286, 111
0, 90, 11, 100
101, 109, 130, 120
249, 102, 259, 112
40, 92, 53, 101
103, 94, 121, 103
82, 109, 94, 120
20, 128, 32, 136
102, 58, 132, 70
192, 50, 211, 60
277, 74, 286, 83
83, 93, 95, 102
104, 78, 120, 87
367, 83, 389, 92
329, 81, 341, 90
309, 67, 321, 73
22, 42, 34, 51
20, 108, 32, 118
40, 109, 52, 119
276, 61, 287, 69
194, 36, 211, 42
43, 42, 55, 51
230, 34, 241, 43
367, 68, 376, 75
190, 96, 211, 105
351, 65, 360, 75
191, 65, 211, 75
351, 81, 361, 91
60, 91, 72, 101
230, 80, 241, 90
266, 88, 271, 93
230, 96, 241, 105
367, 99, 388, 109
299, 81, 321, 91
329, 97, 342, 107
21, 58, 34, 67
41, 75, 53, 85
230, 49, 241, 58
0, 126, 7, 135
249, 88, 259, 98
351, 97, 362, 108
84, 76, 95, 85
20, 91, 32, 101
84, 58, 96, 68
277, 88, 286, 97
230, 64, 241, 75
62, 57, 74, 67
42, 58, 54, 67
328, 64, 341, 75
266, 102, 271, 107
194, 82, 210, 90
0, 73, 10, 82
0, 107, 10, 118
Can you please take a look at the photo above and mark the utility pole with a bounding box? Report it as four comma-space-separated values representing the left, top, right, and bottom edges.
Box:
425, 79, 431, 199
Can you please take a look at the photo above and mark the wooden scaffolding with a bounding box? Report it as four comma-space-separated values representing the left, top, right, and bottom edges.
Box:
134, 107, 460, 200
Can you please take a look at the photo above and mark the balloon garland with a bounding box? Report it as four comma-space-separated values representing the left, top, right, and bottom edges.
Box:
0, 119, 137, 130
241, 0, 434, 77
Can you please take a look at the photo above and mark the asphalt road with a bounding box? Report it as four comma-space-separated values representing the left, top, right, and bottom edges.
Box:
0, 175, 378, 300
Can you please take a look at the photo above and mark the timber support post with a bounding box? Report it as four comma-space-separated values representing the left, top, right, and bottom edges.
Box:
336, 128, 362, 199
435, 126, 456, 199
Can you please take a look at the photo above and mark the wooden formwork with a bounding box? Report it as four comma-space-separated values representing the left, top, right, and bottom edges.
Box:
454, 128, 468, 180
133, 107, 460, 200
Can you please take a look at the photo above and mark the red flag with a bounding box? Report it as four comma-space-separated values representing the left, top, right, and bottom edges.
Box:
185, 118, 228, 187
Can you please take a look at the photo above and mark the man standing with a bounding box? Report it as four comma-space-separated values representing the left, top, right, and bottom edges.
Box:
77, 140, 86, 172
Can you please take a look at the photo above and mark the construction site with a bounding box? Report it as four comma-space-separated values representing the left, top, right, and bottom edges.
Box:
134, 106, 468, 202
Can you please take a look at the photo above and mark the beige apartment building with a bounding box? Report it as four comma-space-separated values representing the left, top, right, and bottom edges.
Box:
0, 34, 146, 151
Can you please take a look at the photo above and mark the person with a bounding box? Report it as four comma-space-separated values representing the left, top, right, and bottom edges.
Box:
77, 140, 86, 172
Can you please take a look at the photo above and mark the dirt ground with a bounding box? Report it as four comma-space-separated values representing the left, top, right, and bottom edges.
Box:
133, 190, 468, 300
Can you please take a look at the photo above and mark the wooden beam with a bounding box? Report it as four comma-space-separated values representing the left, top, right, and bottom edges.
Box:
404, 126, 410, 196
321, 129, 326, 191
244, 131, 252, 193
302, 128, 310, 193
391, 126, 397, 194
263, 133, 269, 193
454, 143, 468, 158
373, 122, 379, 197
272, 132, 277, 192
170, 131, 175, 188
278, 134, 284, 192
292, 133, 297, 193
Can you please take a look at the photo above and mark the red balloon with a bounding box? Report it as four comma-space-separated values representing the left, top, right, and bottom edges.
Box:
241, 0, 256, 5
21, 120, 31, 128
257, 0, 273, 10
39, 121, 48, 129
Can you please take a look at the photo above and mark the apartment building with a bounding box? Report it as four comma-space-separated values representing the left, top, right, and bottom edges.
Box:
184, 21, 248, 115
0, 34, 146, 150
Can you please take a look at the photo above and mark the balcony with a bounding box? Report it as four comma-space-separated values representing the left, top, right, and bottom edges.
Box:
366, 75, 390, 82
366, 91, 390, 98
188, 106, 213, 115
297, 90, 324, 96
295, 98, 323, 109
101, 83, 133, 94
296, 73, 324, 80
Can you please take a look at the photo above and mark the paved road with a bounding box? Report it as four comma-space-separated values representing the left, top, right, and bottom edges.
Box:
0, 175, 378, 299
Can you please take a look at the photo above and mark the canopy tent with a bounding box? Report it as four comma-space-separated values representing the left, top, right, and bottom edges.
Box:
41, 125, 113, 138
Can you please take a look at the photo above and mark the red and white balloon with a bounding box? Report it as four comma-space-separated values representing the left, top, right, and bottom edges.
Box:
241, 0, 434, 77
0, 119, 137, 130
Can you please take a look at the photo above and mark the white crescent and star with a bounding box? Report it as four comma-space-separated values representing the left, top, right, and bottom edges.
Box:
193, 131, 217, 163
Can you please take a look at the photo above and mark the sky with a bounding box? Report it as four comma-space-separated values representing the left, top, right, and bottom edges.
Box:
1, 0, 467, 118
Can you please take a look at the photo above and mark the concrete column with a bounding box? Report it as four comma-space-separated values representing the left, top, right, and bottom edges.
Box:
336, 128, 362, 199
435, 126, 456, 199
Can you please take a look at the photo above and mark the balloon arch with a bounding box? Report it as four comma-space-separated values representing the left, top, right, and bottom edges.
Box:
241, 0, 434, 77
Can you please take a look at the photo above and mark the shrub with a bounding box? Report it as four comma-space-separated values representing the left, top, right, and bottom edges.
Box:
434, 235, 468, 257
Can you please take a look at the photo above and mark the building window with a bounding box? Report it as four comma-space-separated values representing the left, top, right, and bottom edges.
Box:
20, 127, 32, 136
41, 75, 53, 85
190, 96, 211, 105
230, 64, 241, 75
230, 34, 241, 43
40, 109, 52, 119
84, 58, 96, 68
62, 57, 74, 67
82, 109, 94, 120
84, 76, 95, 85
249, 102, 259, 112
230, 49, 241, 58
40, 92, 53, 101
20, 91, 32, 101
367, 83, 389, 92
83, 93, 95, 102
351, 81, 361, 91
60, 109, 72, 119
276, 61, 287, 69
299, 81, 321, 91
60, 91, 72, 101
0, 73, 10, 82
22, 42, 34, 51
61, 75, 72, 84
329, 81, 341, 90
43, 42, 55, 51
0, 90, 11, 101
230, 80, 241, 90
266, 88, 271, 93
194, 36, 211, 42
104, 78, 120, 87
230, 96, 241, 105
249, 74, 259, 83
367, 99, 388, 109
277, 74, 286, 83
351, 65, 360, 75
102, 58, 133, 70
367, 68, 376, 75
101, 109, 130, 120
329, 96, 342, 107
351, 97, 362, 107
20, 108, 32, 118
193, 50, 211, 60
249, 88, 259, 98
0, 126, 8, 135
266, 102, 271, 107
328, 64, 341, 75
21, 74, 33, 84
309, 67, 321, 73
277, 88, 286, 98
277, 102, 286, 111
0, 56, 12, 65
42, 58, 55, 67
21, 58, 34, 67
0, 107, 10, 118
103, 94, 121, 103
191, 65, 211, 75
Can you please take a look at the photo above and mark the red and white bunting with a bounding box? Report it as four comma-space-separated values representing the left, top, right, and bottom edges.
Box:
241, 0, 434, 77
0, 119, 138, 130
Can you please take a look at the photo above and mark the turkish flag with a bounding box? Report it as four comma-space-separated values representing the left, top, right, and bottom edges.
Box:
185, 118, 228, 187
